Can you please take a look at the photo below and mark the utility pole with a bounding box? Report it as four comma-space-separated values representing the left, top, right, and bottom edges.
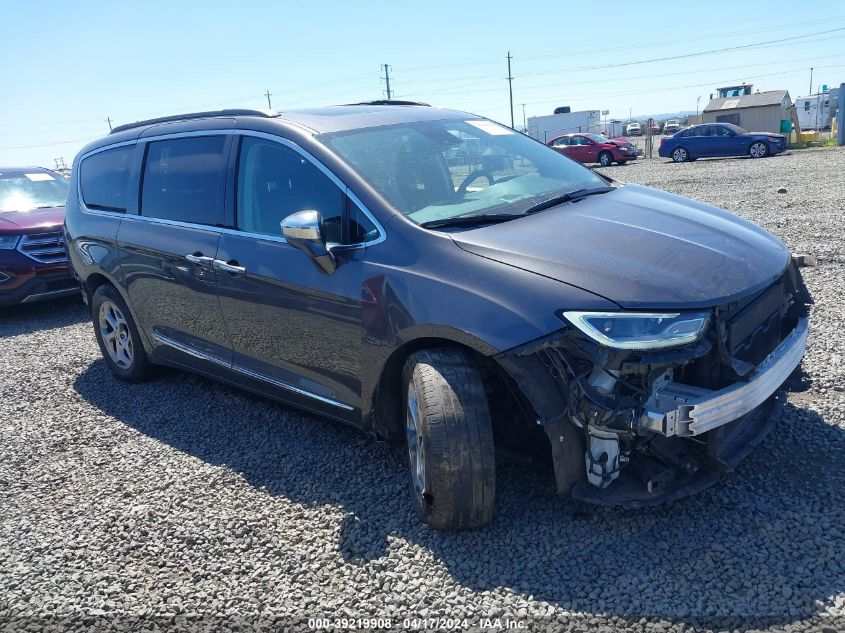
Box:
809, 67, 813, 96
106, 117, 112, 132
382, 64, 392, 100
506, 52, 515, 129
521, 103, 527, 131
265, 90, 272, 109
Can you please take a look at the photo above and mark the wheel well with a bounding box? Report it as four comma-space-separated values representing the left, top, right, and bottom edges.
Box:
84, 272, 112, 302
372, 338, 543, 456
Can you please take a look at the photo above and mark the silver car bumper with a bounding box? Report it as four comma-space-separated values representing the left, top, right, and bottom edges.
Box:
641, 317, 809, 437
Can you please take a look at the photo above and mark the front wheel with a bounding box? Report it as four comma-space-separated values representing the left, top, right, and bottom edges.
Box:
672, 146, 689, 163
402, 349, 495, 530
598, 151, 613, 167
749, 141, 769, 158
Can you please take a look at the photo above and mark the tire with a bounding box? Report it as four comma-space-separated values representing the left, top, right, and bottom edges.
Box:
672, 146, 689, 163
598, 151, 613, 167
749, 141, 769, 158
402, 348, 495, 530
91, 284, 152, 383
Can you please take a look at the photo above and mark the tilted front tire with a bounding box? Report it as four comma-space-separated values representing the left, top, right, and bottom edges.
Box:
402, 349, 496, 530
91, 284, 152, 383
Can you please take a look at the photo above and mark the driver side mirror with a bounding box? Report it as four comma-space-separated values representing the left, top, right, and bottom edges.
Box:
281, 209, 336, 274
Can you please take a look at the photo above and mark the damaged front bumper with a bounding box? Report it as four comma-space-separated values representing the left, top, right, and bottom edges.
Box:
641, 317, 808, 437
496, 264, 811, 508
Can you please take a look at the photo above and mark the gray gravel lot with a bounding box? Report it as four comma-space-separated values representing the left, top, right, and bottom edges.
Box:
1, 148, 844, 632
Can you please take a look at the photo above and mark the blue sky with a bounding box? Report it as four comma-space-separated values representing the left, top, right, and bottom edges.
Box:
2, 0, 844, 166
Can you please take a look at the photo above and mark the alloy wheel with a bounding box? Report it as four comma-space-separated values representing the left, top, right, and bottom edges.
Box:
98, 300, 133, 368
750, 142, 767, 158
673, 147, 687, 162
405, 382, 426, 497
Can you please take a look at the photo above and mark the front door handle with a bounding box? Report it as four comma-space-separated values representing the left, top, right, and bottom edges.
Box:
185, 253, 215, 267
213, 259, 247, 274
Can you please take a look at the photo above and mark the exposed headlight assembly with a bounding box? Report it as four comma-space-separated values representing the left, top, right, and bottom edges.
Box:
0, 235, 20, 250
562, 311, 710, 350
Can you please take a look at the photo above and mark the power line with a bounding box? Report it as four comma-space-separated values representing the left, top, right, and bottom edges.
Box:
391, 16, 845, 73
397, 52, 845, 100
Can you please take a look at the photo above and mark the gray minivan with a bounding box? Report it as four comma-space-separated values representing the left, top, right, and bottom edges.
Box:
65, 104, 810, 529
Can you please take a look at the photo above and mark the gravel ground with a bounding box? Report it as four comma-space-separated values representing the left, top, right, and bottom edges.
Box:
1, 147, 844, 632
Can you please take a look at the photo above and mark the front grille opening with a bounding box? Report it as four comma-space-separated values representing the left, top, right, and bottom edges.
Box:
17, 231, 67, 264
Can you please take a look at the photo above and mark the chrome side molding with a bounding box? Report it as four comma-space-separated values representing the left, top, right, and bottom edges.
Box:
150, 331, 353, 411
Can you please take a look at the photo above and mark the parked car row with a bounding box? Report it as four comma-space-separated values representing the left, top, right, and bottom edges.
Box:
53, 103, 809, 530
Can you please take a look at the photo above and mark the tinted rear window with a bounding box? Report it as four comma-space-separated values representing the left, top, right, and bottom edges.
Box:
80, 146, 133, 211
141, 136, 227, 225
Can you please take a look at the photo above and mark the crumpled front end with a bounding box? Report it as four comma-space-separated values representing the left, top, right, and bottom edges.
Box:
496, 260, 812, 508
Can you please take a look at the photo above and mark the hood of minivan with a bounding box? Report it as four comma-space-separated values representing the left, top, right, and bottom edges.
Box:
451, 184, 790, 309
0, 206, 65, 233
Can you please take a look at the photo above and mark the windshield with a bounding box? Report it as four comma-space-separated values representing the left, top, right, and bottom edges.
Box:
0, 171, 69, 212
588, 134, 610, 143
322, 118, 606, 225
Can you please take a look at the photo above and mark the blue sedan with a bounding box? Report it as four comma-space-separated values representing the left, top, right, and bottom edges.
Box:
659, 123, 788, 163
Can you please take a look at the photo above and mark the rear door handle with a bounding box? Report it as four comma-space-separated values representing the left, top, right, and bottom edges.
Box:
213, 259, 247, 274
185, 253, 215, 267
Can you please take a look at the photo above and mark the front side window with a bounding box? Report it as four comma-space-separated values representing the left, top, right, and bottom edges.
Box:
80, 146, 132, 212
323, 118, 605, 226
236, 137, 344, 242
141, 136, 226, 225
0, 170, 69, 213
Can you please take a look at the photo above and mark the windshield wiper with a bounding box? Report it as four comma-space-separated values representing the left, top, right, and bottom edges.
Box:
420, 213, 525, 229
523, 186, 615, 216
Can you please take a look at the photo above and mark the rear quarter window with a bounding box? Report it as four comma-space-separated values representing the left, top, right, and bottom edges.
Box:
80, 146, 133, 211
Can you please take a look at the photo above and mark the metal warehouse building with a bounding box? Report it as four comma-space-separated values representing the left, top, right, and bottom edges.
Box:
702, 90, 793, 134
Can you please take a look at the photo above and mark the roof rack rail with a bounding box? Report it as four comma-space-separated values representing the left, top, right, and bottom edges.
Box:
345, 100, 430, 107
110, 108, 279, 134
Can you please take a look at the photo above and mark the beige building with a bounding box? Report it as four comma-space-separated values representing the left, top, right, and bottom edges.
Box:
702, 90, 792, 134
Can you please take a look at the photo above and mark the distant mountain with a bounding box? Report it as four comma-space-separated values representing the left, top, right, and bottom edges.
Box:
632, 110, 697, 121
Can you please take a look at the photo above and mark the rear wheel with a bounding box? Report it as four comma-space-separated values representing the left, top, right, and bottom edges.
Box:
749, 141, 769, 158
402, 349, 495, 530
598, 151, 613, 167
91, 284, 151, 382
672, 146, 689, 163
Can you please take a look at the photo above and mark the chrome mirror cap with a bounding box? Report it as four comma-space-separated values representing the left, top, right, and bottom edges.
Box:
281, 210, 322, 241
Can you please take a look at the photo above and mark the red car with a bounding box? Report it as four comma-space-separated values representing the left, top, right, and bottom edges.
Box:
547, 133, 639, 166
0, 167, 78, 306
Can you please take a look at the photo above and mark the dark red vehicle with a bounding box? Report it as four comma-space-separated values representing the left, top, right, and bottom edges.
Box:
0, 167, 78, 306
547, 133, 638, 167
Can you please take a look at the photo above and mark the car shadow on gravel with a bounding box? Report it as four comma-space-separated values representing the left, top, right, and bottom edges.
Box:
73, 360, 845, 628
0, 295, 86, 336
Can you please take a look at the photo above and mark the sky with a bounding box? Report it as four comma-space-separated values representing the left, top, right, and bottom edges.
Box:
2, 0, 844, 167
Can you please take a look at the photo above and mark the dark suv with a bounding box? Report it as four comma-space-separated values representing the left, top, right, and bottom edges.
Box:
65, 105, 810, 529
0, 167, 78, 306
